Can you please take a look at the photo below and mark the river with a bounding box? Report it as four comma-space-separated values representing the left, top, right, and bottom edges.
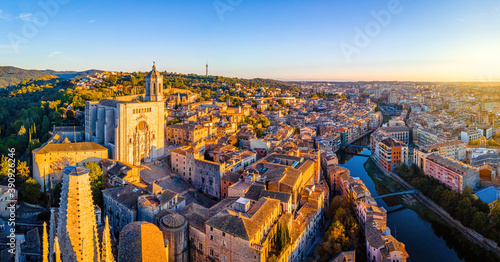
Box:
339, 148, 468, 262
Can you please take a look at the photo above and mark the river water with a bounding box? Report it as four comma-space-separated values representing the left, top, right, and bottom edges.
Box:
339, 148, 467, 262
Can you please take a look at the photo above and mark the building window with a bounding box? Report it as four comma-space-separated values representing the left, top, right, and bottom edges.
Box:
210, 235, 214, 241
198, 243, 202, 250
210, 249, 214, 256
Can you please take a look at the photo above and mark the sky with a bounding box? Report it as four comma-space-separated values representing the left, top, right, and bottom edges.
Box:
0, 0, 499, 81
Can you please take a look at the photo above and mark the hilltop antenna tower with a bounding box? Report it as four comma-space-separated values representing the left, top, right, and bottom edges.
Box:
206, 61, 208, 77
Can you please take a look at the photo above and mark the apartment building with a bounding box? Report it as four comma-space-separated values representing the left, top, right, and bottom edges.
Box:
166, 123, 208, 146
378, 126, 410, 145
378, 137, 408, 173
419, 140, 467, 161
424, 153, 480, 193
460, 129, 482, 144
416, 128, 446, 146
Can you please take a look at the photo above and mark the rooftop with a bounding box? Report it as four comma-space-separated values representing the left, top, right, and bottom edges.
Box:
427, 153, 477, 173
32, 142, 107, 154
474, 186, 499, 204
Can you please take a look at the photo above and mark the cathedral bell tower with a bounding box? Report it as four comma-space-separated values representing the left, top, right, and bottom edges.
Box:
145, 62, 164, 102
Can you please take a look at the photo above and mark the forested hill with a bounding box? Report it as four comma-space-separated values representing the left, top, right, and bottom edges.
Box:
0, 66, 102, 88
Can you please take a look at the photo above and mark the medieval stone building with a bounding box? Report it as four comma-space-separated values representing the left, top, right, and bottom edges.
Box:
85, 63, 165, 166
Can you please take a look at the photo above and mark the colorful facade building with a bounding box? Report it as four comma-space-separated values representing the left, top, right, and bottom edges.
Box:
377, 137, 408, 173
424, 153, 480, 193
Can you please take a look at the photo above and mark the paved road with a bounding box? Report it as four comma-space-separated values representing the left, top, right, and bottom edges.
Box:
376, 162, 500, 258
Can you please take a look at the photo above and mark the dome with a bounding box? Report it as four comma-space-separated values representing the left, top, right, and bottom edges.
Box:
161, 213, 186, 229
146, 62, 162, 78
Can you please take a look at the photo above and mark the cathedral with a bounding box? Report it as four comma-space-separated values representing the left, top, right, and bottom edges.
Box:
85, 63, 165, 166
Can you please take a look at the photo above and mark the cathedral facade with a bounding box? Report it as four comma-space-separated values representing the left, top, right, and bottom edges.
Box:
85, 64, 165, 166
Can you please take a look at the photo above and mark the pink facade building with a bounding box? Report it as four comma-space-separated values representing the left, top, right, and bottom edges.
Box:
424, 153, 479, 193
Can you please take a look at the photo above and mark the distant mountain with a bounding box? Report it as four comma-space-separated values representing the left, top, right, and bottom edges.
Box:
0, 66, 102, 88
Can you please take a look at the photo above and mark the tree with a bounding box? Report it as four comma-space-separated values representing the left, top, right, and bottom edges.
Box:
488, 139, 500, 146
167, 118, 181, 126
260, 117, 270, 128
85, 162, 104, 189
85, 162, 105, 208
18, 125, 27, 136
66, 109, 75, 120
334, 208, 347, 223
42, 115, 50, 139
0, 155, 10, 179
130, 75, 138, 94
471, 212, 488, 232
22, 178, 42, 203
275, 222, 290, 251
491, 205, 500, 227
53, 111, 62, 126
469, 140, 480, 145
232, 98, 241, 107
256, 128, 266, 138
50, 182, 63, 207
16, 160, 30, 182
107, 75, 118, 86
456, 197, 474, 225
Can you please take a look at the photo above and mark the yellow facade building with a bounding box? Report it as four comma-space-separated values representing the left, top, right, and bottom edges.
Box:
166, 123, 207, 146
32, 141, 108, 189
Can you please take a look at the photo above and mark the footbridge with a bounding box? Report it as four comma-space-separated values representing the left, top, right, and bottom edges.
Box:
373, 189, 419, 199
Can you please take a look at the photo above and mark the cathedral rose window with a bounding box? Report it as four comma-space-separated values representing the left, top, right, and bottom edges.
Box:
138, 121, 146, 131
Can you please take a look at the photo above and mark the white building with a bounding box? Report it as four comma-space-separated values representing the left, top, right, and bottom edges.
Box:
460, 129, 482, 144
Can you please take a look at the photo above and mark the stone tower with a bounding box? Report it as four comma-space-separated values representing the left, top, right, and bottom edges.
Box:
145, 62, 164, 102
160, 213, 188, 262
57, 166, 100, 262
206, 62, 208, 77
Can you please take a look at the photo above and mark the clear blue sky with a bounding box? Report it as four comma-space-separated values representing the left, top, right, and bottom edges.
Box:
1, 0, 499, 81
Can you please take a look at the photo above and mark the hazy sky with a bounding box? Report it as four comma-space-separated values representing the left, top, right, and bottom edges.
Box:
0, 0, 499, 81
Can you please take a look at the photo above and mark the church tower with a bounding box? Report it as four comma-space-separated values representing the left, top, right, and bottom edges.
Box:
145, 62, 163, 102
57, 166, 100, 262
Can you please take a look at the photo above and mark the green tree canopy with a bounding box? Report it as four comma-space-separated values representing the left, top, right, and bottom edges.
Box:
85, 162, 105, 189
260, 117, 270, 128
22, 178, 41, 203
0, 155, 10, 179
16, 160, 30, 182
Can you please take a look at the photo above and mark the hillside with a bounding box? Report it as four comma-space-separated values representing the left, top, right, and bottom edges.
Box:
0, 66, 102, 88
